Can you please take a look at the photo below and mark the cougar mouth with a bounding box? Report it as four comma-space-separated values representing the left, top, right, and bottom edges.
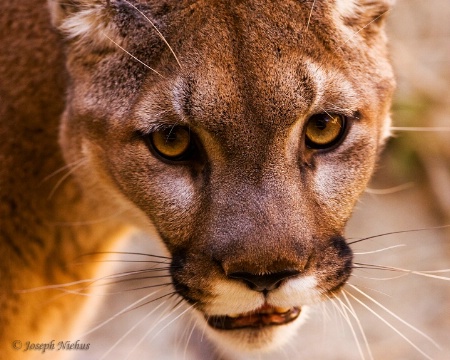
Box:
207, 305, 301, 330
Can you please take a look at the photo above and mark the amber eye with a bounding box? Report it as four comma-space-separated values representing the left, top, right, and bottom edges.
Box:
149, 126, 192, 161
305, 113, 346, 149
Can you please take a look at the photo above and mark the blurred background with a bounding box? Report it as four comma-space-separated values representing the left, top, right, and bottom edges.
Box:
75, 1, 450, 359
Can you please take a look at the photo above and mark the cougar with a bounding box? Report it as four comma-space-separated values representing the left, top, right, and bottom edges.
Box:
0, 0, 399, 359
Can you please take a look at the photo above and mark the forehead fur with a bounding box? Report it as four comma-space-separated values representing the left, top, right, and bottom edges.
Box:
49, 0, 395, 45
52, 0, 395, 148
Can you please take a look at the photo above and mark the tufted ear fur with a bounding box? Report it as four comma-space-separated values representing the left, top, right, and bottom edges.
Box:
47, 0, 118, 50
48, 0, 106, 27
336, 0, 395, 35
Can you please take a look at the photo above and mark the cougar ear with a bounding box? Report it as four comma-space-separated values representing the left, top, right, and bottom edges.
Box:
48, 0, 118, 50
48, 0, 97, 28
336, 0, 395, 34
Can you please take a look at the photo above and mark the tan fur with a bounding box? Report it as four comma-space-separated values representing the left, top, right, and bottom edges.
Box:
0, 0, 395, 358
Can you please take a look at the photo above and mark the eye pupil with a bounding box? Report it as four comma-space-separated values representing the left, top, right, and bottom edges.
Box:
166, 132, 177, 142
314, 118, 328, 131
305, 113, 346, 149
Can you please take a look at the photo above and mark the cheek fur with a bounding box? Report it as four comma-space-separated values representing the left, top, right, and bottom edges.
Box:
101, 139, 201, 242
312, 135, 378, 224
137, 172, 200, 242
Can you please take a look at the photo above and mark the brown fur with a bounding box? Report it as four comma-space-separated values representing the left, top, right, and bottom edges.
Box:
0, 0, 395, 358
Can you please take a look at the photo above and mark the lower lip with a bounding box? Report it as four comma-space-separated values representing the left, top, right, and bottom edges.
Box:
206, 307, 301, 330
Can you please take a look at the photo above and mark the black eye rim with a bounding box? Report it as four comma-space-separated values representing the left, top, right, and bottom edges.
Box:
304, 113, 349, 151
143, 125, 197, 164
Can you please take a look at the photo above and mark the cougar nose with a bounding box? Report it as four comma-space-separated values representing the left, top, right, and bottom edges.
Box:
228, 270, 300, 292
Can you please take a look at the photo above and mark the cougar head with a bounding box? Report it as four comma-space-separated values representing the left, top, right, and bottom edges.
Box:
49, 0, 395, 352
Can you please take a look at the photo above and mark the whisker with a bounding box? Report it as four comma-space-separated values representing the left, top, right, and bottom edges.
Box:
305, 0, 316, 33
18, 286, 96, 302
17, 278, 101, 293
320, 101, 356, 118
200, 313, 210, 343
99, 273, 171, 283
80, 288, 167, 337
351, 273, 409, 281
17, 266, 171, 294
390, 126, 450, 132
319, 299, 333, 324
40, 158, 86, 184
103, 267, 171, 274
129, 291, 179, 313
328, 296, 367, 360
50, 208, 128, 226
364, 183, 414, 195
346, 282, 393, 299
100, 270, 173, 281
83, 259, 170, 265
348, 284, 441, 350
167, 122, 182, 142
47, 160, 86, 199
335, 292, 374, 360
343, 9, 391, 45
353, 244, 406, 255
103, 33, 166, 78
150, 303, 196, 341
348, 224, 450, 245
353, 263, 450, 281
107, 266, 171, 275
183, 317, 199, 360
93, 268, 169, 280
99, 300, 168, 360
171, 296, 186, 312
123, 0, 182, 68
79, 251, 171, 260
125, 301, 186, 359
346, 291, 434, 360
96, 282, 173, 294
420, 269, 450, 274
341, 291, 374, 360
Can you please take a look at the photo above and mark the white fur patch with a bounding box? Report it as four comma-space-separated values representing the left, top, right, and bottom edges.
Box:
381, 114, 393, 143
305, 60, 327, 108
305, 60, 359, 115
334, 0, 358, 19
268, 275, 320, 307
206, 280, 264, 315
200, 276, 320, 354
206, 275, 320, 316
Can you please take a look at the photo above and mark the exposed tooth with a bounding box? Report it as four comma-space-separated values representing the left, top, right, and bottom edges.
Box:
274, 307, 291, 314
228, 313, 241, 318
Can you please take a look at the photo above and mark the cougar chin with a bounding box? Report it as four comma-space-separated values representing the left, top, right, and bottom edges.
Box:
198, 306, 311, 353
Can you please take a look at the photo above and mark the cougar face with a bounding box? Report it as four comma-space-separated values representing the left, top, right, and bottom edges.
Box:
53, 0, 395, 352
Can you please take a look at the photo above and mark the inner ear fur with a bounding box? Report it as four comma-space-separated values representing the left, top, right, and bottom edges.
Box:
47, 0, 106, 28
340, 0, 395, 33
48, 0, 120, 51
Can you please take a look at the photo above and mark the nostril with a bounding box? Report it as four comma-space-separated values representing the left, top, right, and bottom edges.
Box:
228, 270, 300, 292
